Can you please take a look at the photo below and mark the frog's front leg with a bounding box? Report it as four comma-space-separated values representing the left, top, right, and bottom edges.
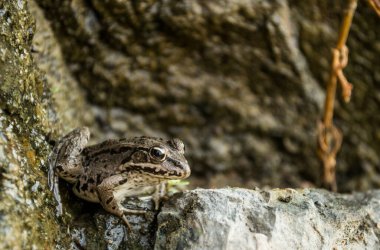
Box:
97, 175, 147, 230
48, 127, 90, 215
152, 182, 168, 210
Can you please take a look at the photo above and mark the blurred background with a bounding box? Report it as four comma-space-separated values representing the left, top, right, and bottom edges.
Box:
35, 0, 380, 192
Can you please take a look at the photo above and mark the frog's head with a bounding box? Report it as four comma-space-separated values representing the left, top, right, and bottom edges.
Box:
126, 137, 191, 180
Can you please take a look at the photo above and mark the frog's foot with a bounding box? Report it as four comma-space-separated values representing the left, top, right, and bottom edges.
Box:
122, 207, 149, 220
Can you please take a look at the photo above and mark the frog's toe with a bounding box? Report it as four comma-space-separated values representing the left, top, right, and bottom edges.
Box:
153, 196, 160, 210
121, 207, 147, 215
153, 194, 169, 210
121, 215, 132, 231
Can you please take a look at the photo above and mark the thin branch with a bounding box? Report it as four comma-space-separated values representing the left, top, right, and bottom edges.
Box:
322, 0, 357, 127
317, 0, 357, 192
367, 0, 380, 16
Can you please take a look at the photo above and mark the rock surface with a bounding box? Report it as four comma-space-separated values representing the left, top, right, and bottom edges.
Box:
0, 1, 72, 248
1, 0, 380, 248
60, 188, 380, 249
156, 188, 380, 249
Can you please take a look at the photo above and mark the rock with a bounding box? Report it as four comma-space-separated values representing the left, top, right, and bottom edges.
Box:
0, 1, 65, 248
0, 1, 93, 248
1, 0, 380, 248
155, 188, 380, 249
69, 198, 158, 250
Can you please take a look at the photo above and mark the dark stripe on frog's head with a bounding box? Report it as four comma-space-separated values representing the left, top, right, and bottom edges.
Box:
166, 158, 185, 170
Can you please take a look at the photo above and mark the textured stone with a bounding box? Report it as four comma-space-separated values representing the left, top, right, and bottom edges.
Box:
155, 188, 380, 249
1, 0, 380, 248
0, 1, 92, 248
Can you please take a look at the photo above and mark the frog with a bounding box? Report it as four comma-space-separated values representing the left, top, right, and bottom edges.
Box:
48, 127, 191, 229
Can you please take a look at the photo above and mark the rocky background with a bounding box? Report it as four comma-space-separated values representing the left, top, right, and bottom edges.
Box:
0, 0, 379, 248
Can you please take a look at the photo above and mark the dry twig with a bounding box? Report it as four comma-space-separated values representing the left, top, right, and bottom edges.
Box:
367, 0, 380, 16
317, 0, 357, 191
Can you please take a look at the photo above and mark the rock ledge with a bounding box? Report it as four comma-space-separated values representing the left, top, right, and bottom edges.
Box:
155, 188, 380, 249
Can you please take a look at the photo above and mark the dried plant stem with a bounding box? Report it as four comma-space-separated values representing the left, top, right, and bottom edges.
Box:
318, 0, 357, 192
323, 0, 357, 126
367, 0, 380, 16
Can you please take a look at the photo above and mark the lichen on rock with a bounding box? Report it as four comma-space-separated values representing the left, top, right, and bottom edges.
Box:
0, 1, 91, 248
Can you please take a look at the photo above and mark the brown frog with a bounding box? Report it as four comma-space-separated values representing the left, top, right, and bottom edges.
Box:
48, 127, 191, 229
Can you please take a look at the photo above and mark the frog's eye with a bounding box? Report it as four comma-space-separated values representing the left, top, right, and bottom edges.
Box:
149, 146, 167, 161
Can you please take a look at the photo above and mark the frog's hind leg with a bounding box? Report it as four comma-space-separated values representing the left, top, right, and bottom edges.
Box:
48, 127, 90, 215
50, 127, 90, 184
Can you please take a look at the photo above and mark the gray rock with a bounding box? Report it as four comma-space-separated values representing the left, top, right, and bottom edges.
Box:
155, 188, 380, 249
1, 0, 380, 248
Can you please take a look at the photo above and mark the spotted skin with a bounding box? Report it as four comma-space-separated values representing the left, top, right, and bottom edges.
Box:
49, 127, 191, 229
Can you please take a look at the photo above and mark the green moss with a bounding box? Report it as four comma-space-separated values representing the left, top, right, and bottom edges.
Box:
0, 1, 71, 248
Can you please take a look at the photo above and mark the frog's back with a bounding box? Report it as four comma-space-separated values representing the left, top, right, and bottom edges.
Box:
81, 139, 134, 176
